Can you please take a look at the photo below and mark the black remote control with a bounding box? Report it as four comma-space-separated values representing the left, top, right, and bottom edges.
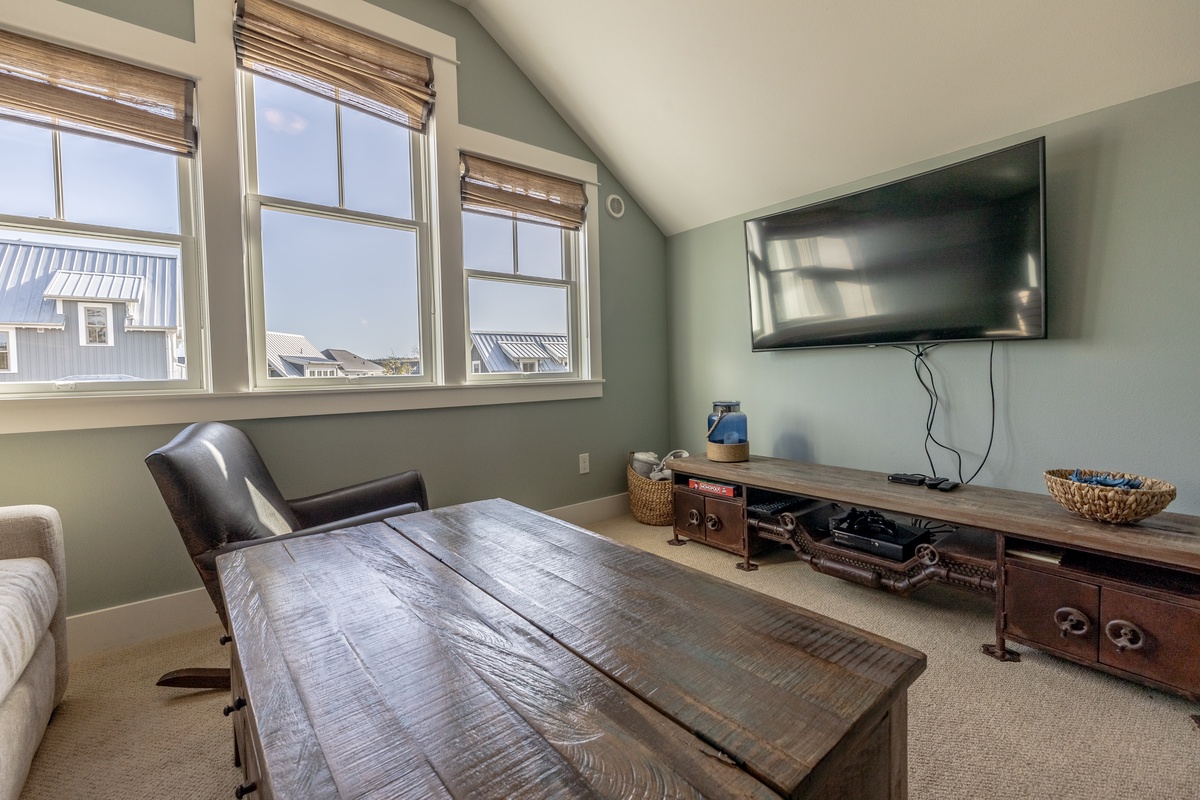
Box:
887, 473, 926, 486
936, 481, 961, 492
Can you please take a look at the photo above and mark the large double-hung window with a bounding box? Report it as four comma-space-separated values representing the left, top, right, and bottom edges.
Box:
236, 0, 436, 387
0, 27, 200, 394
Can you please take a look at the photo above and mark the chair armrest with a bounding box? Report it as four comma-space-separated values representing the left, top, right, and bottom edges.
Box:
287, 470, 428, 530
204, 502, 426, 572
0, 504, 68, 706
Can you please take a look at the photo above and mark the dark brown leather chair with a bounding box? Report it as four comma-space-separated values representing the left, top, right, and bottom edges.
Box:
146, 420, 428, 688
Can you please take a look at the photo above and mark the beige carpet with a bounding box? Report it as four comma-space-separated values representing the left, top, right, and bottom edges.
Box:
19, 515, 1200, 799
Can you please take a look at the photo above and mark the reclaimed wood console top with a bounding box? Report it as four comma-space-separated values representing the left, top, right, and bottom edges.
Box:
667, 455, 1200, 572
217, 498, 926, 800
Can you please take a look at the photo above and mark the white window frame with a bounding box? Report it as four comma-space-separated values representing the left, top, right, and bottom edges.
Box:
457, 127, 602, 387
0, 327, 16, 373
240, 70, 436, 391
0, 0, 604, 435
78, 303, 115, 347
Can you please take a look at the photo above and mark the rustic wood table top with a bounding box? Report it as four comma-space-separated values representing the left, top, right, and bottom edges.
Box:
218, 499, 926, 799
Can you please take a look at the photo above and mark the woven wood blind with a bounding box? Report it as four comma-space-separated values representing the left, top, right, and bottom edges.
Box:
235, 0, 435, 132
0, 28, 195, 156
461, 155, 587, 230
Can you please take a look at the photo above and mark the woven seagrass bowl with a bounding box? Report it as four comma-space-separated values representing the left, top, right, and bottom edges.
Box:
1044, 468, 1176, 524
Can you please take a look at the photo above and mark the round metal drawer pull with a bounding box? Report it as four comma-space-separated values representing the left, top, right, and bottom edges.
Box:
686, 509, 701, 527
1053, 607, 1090, 637
705, 513, 721, 531
235, 782, 257, 799
223, 697, 246, 716
1105, 619, 1145, 652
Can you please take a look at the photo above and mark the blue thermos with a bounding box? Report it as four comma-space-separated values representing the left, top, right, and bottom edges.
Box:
706, 401, 749, 462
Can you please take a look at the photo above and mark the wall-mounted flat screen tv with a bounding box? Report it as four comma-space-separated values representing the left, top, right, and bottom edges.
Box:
745, 138, 1046, 351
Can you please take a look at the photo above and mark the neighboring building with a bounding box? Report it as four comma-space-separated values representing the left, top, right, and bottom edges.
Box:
0, 240, 183, 383
264, 332, 343, 378
265, 333, 384, 378
322, 348, 386, 377
469, 332, 569, 374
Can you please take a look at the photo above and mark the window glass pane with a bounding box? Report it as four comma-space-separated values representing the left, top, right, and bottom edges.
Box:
467, 277, 568, 374
342, 107, 413, 219
0, 229, 185, 384
0, 120, 55, 218
462, 212, 514, 273
517, 221, 564, 279
253, 77, 338, 206
261, 209, 421, 376
59, 133, 180, 233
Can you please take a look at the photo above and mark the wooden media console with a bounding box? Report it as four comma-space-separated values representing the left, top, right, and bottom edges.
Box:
666, 454, 1200, 700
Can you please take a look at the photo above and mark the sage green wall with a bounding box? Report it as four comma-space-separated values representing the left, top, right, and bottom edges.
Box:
60, 0, 195, 41
0, 0, 670, 615
668, 81, 1200, 516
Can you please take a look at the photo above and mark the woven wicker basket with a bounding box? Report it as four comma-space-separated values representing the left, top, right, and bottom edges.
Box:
627, 461, 674, 526
1044, 468, 1176, 524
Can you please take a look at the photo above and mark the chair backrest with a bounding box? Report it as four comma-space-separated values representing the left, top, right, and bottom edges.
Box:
146, 422, 300, 622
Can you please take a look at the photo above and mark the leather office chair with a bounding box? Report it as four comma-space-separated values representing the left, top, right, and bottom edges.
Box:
146, 421, 428, 689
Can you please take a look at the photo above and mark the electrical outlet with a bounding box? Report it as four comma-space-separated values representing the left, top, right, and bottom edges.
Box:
578, 453, 590, 474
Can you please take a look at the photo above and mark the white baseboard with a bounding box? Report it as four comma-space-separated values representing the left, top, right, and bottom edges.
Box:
544, 492, 630, 527
66, 587, 217, 662
66, 494, 632, 658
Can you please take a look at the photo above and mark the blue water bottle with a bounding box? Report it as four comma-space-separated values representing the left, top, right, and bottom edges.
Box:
706, 401, 749, 462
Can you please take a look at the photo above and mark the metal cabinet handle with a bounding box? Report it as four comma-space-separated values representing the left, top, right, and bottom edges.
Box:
223, 697, 246, 716
1053, 607, 1091, 637
686, 509, 701, 527
1105, 619, 1145, 652
235, 783, 257, 799
705, 513, 721, 531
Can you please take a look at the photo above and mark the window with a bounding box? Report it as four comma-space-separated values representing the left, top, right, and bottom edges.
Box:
0, 328, 14, 373
0, 28, 200, 393
79, 304, 113, 346
236, 0, 436, 388
461, 154, 588, 379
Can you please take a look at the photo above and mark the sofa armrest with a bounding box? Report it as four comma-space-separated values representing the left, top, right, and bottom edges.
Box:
0, 505, 67, 706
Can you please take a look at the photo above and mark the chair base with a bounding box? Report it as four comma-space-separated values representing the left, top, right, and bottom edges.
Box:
157, 667, 231, 690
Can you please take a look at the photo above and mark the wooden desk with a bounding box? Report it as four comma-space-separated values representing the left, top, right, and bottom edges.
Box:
218, 499, 926, 799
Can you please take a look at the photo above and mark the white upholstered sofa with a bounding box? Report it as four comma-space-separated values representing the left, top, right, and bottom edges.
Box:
0, 505, 67, 800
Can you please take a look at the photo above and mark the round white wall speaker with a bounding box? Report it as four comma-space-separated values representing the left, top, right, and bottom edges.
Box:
605, 194, 625, 219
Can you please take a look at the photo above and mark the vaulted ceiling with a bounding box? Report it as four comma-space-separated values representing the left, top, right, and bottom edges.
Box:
450, 0, 1200, 236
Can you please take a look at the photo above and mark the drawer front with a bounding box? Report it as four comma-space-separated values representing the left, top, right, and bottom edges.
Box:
1004, 564, 1099, 661
673, 489, 706, 542
702, 496, 745, 552
1099, 588, 1200, 694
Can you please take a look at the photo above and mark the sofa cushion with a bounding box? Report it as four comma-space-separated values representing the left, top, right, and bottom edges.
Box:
0, 558, 57, 702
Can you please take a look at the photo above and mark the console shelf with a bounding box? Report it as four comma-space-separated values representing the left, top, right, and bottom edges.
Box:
665, 454, 1200, 700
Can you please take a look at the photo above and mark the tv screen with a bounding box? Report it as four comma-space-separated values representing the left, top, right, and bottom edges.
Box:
745, 138, 1046, 351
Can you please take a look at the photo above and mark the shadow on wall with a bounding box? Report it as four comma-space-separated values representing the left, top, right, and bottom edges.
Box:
771, 431, 814, 462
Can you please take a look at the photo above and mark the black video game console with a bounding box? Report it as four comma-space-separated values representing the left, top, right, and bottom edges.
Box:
829, 508, 931, 561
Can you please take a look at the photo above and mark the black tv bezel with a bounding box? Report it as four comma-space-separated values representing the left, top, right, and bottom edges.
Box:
744, 137, 1047, 352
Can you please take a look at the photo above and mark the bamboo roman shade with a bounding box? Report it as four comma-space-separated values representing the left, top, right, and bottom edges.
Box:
461, 155, 588, 230
234, 0, 435, 132
0, 28, 195, 156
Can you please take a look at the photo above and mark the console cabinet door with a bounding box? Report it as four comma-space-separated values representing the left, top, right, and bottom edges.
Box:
1004, 564, 1099, 662
702, 496, 744, 552
674, 489, 707, 542
1099, 588, 1200, 695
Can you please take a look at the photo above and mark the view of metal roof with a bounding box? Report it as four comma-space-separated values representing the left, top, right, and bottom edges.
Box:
44, 270, 144, 303
0, 240, 178, 329
470, 332, 569, 373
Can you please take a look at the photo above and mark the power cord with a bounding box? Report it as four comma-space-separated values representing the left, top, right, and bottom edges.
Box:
892, 341, 996, 484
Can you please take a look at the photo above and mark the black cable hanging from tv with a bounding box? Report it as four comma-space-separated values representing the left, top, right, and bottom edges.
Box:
894, 342, 996, 484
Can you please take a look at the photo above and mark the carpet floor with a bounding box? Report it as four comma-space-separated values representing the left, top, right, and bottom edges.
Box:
19, 514, 1200, 799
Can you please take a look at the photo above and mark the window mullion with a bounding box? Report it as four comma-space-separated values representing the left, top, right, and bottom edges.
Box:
51, 130, 65, 220
335, 103, 346, 209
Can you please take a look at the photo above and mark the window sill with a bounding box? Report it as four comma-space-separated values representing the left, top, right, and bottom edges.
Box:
0, 379, 604, 434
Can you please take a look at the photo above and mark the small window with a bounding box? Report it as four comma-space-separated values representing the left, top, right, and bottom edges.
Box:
520, 360, 538, 373
79, 304, 114, 347
0, 328, 15, 372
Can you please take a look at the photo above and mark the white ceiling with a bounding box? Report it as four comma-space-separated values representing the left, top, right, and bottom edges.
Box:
450, 1, 1200, 236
